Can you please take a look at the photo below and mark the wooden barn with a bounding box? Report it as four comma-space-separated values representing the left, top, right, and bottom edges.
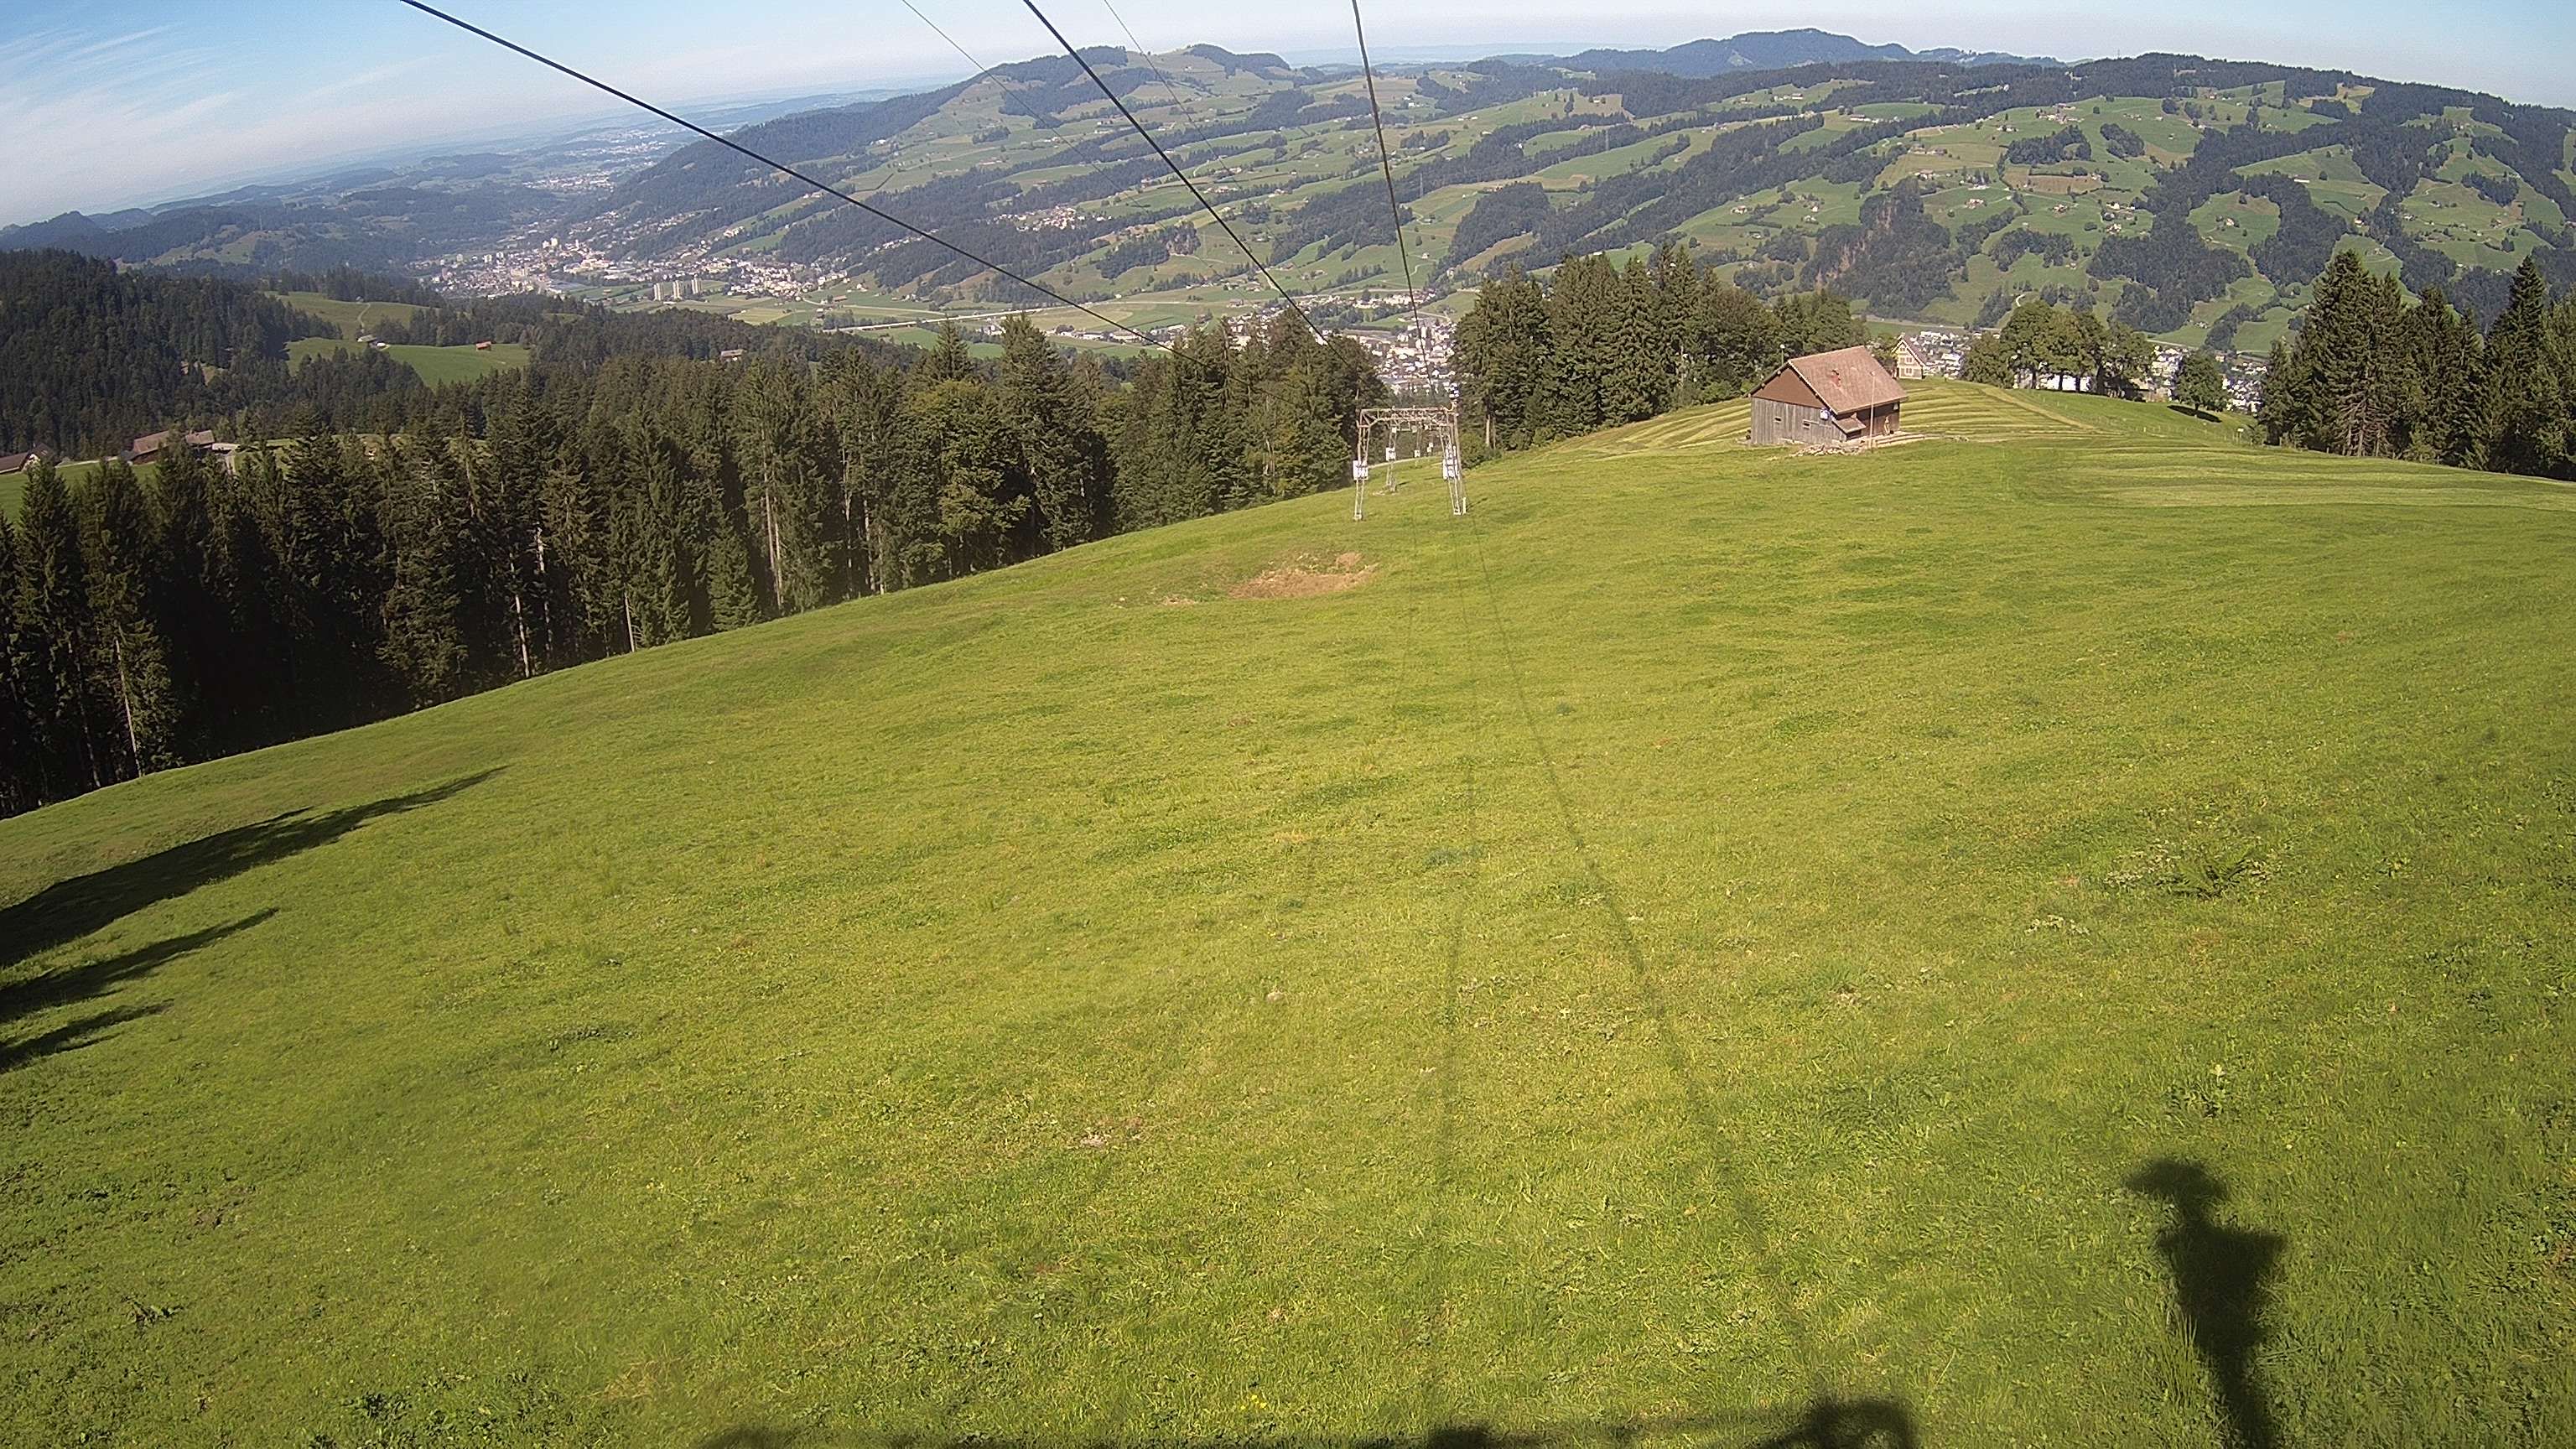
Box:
1749, 346, 1907, 447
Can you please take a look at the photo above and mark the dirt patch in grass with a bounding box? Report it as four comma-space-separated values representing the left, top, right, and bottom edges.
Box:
1230, 553, 1377, 600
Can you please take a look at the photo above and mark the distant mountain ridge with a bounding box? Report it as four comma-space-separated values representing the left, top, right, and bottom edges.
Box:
1506, 29, 2066, 76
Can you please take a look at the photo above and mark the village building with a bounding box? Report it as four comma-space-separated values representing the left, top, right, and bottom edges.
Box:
0, 451, 34, 475
1749, 346, 1907, 447
1893, 335, 1940, 380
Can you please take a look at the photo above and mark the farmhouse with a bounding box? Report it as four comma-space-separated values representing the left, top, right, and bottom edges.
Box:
0, 451, 32, 475
1750, 346, 1907, 446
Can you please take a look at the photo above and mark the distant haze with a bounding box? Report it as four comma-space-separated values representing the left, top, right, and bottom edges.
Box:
3, 0, 2572, 226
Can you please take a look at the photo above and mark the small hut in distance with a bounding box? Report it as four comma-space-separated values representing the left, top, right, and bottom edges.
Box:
1749, 346, 1906, 447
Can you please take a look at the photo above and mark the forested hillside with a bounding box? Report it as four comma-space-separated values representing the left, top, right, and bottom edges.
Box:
0, 252, 336, 456
0, 314, 1380, 817
0, 252, 926, 460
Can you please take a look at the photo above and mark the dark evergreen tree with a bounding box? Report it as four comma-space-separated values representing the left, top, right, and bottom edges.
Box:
379, 439, 470, 705
1456, 267, 1550, 452
14, 460, 105, 792
2481, 256, 2568, 476
0, 512, 32, 815
999, 316, 1109, 549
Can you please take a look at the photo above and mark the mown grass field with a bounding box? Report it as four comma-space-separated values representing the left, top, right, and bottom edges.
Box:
4, 459, 161, 518
285, 336, 532, 385
3, 382, 2572, 1446
272, 291, 433, 340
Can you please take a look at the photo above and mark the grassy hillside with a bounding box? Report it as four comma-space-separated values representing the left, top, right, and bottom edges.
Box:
286, 335, 532, 384
3, 382, 2571, 1445
3, 457, 163, 518
273, 290, 432, 340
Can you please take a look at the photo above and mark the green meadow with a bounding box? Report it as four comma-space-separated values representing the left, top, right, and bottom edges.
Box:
5, 458, 160, 518
3, 382, 2571, 1445
273, 291, 432, 340
286, 336, 532, 385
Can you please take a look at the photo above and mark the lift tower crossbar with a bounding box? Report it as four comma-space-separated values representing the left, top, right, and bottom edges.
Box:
1352, 405, 1466, 521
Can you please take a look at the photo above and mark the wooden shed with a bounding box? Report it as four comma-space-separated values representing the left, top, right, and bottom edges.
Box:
1749, 346, 1907, 447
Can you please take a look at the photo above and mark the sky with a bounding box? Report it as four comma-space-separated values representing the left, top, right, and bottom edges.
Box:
3, 0, 2573, 226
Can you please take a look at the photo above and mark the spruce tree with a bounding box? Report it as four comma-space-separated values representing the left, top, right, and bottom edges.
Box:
152, 441, 226, 756
378, 440, 470, 705
1457, 267, 1550, 452
1601, 255, 1665, 424
1535, 255, 1618, 440
0, 511, 32, 815
539, 454, 616, 658
1649, 242, 1701, 408
685, 440, 764, 632
2257, 339, 2306, 446
480, 392, 557, 678
999, 315, 1108, 548
80, 460, 180, 776
822, 353, 905, 595
921, 323, 978, 385
2418, 292, 2489, 469
736, 363, 835, 614
2483, 256, 2566, 476
14, 460, 105, 792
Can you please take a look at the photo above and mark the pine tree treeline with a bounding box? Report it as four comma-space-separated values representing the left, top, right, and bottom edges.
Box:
0, 314, 1384, 818
1456, 244, 1867, 454
0, 250, 337, 457
2260, 251, 2574, 475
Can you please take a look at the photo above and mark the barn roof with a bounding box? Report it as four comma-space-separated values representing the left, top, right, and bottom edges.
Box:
1781, 346, 1906, 414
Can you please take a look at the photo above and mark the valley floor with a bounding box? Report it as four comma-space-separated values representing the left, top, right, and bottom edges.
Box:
3, 382, 2571, 1445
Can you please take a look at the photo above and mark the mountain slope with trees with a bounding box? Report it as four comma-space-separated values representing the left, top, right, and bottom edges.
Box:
552, 48, 2576, 351
17, 43, 2569, 356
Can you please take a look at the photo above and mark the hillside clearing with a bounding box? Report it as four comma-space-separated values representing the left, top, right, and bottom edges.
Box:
286, 336, 532, 383
3, 382, 2570, 1445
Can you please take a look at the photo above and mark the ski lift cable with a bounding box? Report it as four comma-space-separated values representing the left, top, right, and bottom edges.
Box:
1348, 0, 1421, 325
1016, 0, 1328, 345
1098, 0, 1183, 112
392, 0, 1181, 357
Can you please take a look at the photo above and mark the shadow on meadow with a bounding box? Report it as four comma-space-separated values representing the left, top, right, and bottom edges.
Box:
0, 911, 276, 1072
0, 768, 503, 972
2127, 1158, 2286, 1449
689, 1395, 1919, 1449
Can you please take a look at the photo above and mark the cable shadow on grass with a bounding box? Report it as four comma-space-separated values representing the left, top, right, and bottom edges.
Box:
691, 1394, 1918, 1449
2127, 1158, 2284, 1449
0, 768, 501, 971
0, 911, 276, 1072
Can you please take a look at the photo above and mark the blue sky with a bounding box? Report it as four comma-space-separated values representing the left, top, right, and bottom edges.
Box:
3, 0, 2572, 226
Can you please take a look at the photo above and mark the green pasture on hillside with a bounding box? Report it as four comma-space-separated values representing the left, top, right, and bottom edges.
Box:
286, 336, 532, 385
5, 458, 162, 517
272, 291, 432, 340
3, 382, 2572, 1445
